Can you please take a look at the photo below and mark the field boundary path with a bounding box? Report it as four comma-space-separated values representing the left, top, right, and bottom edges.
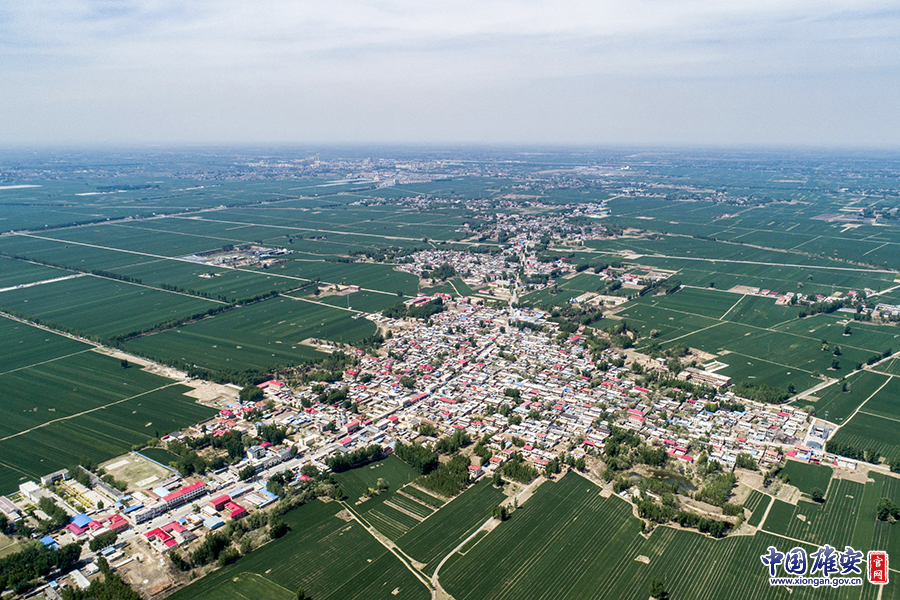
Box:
339, 501, 433, 593
0, 382, 182, 442
430, 476, 546, 600
830, 377, 892, 436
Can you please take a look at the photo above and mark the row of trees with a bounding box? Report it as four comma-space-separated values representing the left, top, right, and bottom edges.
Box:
0, 542, 81, 594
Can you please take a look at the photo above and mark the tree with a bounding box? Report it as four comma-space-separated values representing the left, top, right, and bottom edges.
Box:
492, 504, 508, 521
877, 497, 900, 522
269, 519, 289, 539
492, 469, 503, 487
575, 457, 586, 471
239, 385, 264, 402
120, 359, 129, 369
239, 464, 257, 481
810, 487, 825, 503
649, 578, 669, 600
399, 375, 416, 389
297, 588, 313, 600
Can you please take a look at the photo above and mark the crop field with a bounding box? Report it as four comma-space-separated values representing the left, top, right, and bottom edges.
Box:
643, 261, 893, 299
0, 256, 69, 289
745, 491, 771, 527
603, 195, 900, 269
124, 296, 377, 371
620, 288, 900, 393
397, 480, 505, 573
587, 234, 846, 268
0, 316, 90, 373
871, 473, 900, 561
258, 261, 420, 296
872, 357, 900, 376
112, 258, 304, 302
829, 411, 900, 460
720, 294, 800, 328
165, 499, 429, 600
364, 503, 421, 540
0, 342, 215, 493
0, 274, 219, 339
335, 457, 420, 506
778, 461, 833, 496
853, 376, 900, 419
630, 287, 742, 320
799, 370, 890, 423
318, 290, 405, 313
400, 485, 446, 507
390, 493, 435, 519
518, 286, 582, 308
760, 479, 863, 548
440, 473, 862, 600
335, 457, 426, 541
40, 224, 223, 258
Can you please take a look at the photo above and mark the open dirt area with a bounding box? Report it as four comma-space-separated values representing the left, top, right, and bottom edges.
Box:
100, 452, 173, 491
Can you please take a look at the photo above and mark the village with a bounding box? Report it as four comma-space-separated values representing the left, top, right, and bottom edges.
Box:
1, 289, 868, 599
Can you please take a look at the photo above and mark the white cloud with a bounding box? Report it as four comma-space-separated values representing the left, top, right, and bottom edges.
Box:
1, 0, 898, 145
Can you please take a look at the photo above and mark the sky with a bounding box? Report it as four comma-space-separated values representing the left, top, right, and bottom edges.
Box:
1, 0, 899, 147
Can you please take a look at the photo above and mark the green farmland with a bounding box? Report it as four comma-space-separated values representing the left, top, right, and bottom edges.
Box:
0, 316, 89, 374
165, 499, 429, 600
441, 473, 896, 600
0, 274, 219, 339
335, 457, 420, 506
0, 256, 69, 289
799, 370, 890, 424
619, 287, 900, 394
397, 479, 505, 573
0, 319, 215, 492
125, 296, 377, 371
778, 461, 833, 496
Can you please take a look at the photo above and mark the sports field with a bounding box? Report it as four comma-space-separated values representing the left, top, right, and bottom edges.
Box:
124, 296, 377, 371
165, 499, 429, 600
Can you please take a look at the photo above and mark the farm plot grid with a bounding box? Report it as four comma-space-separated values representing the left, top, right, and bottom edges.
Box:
441, 473, 882, 600
619, 288, 900, 393
0, 274, 219, 339
124, 296, 377, 371
396, 479, 505, 574
0, 344, 215, 492
165, 499, 429, 600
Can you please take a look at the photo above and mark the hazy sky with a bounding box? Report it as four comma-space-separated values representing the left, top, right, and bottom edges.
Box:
1, 0, 898, 147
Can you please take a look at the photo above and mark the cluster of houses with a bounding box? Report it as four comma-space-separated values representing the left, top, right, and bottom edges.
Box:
5, 289, 872, 593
